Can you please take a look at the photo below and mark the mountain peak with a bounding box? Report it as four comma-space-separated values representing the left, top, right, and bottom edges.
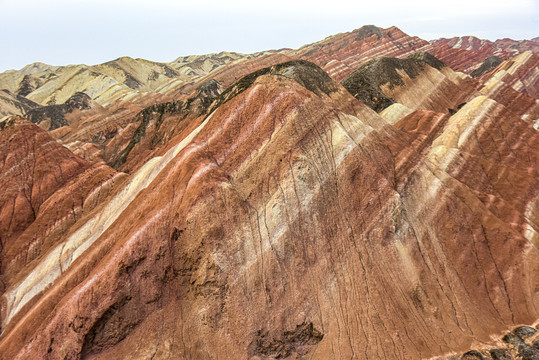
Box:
207, 59, 339, 116
341, 52, 448, 111
19, 62, 58, 75
353, 25, 384, 40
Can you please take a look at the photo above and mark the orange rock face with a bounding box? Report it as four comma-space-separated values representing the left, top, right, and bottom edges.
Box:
0, 117, 90, 244
0, 26, 538, 360
0, 117, 119, 297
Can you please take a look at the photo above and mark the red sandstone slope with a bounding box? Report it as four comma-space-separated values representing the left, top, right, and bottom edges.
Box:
0, 117, 92, 244
0, 117, 120, 297
0, 54, 537, 360
1, 25, 539, 360
296, 25, 431, 81
429, 36, 539, 73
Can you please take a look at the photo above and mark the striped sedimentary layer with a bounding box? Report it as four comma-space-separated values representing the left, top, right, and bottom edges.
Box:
0, 58, 537, 360
297, 25, 431, 82
341, 53, 476, 113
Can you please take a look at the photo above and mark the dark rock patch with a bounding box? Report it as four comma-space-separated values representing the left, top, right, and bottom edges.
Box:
354, 25, 383, 41
25, 92, 98, 130
341, 52, 446, 112
516, 344, 539, 360
148, 70, 160, 81
513, 326, 537, 340
160, 64, 180, 78
407, 51, 446, 70
248, 322, 324, 359
124, 73, 143, 89
471, 56, 503, 78
17, 74, 45, 97
503, 333, 525, 346
206, 59, 338, 119
80, 296, 139, 359
490, 349, 513, 360
460, 350, 485, 359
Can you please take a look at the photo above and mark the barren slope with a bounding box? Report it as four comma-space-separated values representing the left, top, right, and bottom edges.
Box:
0, 58, 537, 360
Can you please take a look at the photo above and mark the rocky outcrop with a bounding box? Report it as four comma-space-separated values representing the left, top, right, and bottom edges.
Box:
26, 92, 102, 130
471, 56, 503, 78
341, 52, 476, 113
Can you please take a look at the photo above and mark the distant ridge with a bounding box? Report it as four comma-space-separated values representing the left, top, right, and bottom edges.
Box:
1, 25, 536, 111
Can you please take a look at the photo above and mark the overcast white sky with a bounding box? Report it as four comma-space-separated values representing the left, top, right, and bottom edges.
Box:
0, 0, 537, 72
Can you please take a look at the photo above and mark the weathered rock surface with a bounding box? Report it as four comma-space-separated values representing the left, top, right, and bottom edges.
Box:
0, 89, 39, 118
296, 25, 431, 81
0, 117, 119, 299
0, 25, 538, 360
470, 56, 503, 78
26, 92, 103, 131
428, 36, 539, 73
341, 53, 476, 113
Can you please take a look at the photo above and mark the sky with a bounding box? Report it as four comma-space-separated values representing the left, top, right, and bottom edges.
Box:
0, 0, 538, 72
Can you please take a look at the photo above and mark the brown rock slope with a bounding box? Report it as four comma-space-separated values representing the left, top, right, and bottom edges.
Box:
0, 116, 120, 315
428, 36, 539, 74
341, 52, 477, 113
40, 25, 446, 176
0, 58, 537, 359
476, 51, 539, 125
296, 25, 431, 81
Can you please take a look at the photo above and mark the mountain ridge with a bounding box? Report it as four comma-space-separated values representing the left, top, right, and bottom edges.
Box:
0, 24, 538, 360
1, 25, 536, 110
